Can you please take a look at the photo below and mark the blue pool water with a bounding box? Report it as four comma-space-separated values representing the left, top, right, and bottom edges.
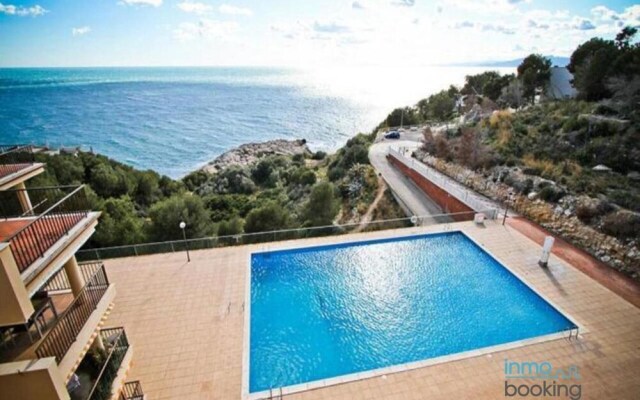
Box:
249, 231, 576, 393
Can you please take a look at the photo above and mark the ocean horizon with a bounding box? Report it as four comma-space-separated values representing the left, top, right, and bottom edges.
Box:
0, 66, 512, 178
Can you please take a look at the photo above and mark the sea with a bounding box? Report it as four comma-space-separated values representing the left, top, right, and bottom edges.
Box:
0, 66, 512, 178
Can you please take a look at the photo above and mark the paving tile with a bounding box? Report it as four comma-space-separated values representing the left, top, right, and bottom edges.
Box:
104, 221, 640, 399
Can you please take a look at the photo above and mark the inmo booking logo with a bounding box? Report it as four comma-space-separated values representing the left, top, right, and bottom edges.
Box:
504, 359, 582, 400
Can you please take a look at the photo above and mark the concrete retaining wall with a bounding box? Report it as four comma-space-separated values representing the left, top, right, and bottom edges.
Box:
387, 153, 475, 222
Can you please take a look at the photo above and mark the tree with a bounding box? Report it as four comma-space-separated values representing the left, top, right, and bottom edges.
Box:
147, 193, 213, 241
217, 216, 244, 236
517, 54, 552, 103
92, 196, 146, 246
462, 71, 513, 101
384, 107, 419, 127
615, 26, 638, 50
417, 89, 457, 122
135, 171, 161, 206
302, 182, 339, 226
568, 38, 618, 101
244, 201, 290, 233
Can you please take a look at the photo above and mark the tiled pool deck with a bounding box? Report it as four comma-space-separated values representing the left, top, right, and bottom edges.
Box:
104, 220, 640, 399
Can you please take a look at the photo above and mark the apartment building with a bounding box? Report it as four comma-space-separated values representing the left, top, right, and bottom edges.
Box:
0, 145, 144, 400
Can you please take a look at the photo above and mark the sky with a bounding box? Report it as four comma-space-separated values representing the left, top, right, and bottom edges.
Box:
0, 0, 638, 67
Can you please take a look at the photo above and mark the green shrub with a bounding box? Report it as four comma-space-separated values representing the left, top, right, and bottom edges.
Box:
538, 185, 565, 202
312, 151, 327, 160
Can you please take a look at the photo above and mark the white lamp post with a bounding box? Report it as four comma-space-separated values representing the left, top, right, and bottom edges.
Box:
179, 221, 190, 262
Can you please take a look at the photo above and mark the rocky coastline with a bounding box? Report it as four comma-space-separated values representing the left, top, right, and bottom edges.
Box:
199, 139, 312, 174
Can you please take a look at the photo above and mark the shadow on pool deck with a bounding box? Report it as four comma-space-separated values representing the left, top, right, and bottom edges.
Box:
507, 216, 640, 308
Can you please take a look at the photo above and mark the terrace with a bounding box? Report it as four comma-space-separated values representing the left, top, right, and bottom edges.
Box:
0, 145, 45, 191
0, 185, 101, 291
100, 219, 640, 399
0, 262, 116, 376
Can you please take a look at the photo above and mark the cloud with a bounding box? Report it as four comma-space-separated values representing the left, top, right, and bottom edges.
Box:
571, 18, 595, 30
313, 21, 351, 34
527, 19, 549, 30
218, 4, 252, 16
352, 1, 365, 10
120, 0, 162, 6
0, 2, 47, 16
391, 0, 415, 6
177, 1, 212, 14
452, 20, 514, 34
590, 6, 620, 21
72, 26, 91, 36
173, 18, 238, 41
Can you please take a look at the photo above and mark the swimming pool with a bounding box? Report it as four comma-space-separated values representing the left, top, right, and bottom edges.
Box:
248, 231, 576, 394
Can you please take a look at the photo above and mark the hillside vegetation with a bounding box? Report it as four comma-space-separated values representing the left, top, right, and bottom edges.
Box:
377, 26, 640, 277
29, 131, 404, 248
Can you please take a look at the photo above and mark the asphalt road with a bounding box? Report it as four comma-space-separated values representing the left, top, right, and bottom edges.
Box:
369, 135, 453, 225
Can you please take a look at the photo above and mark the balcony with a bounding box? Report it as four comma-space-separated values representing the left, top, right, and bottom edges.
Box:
68, 327, 135, 400
0, 262, 115, 375
0, 145, 45, 190
0, 185, 101, 290
119, 381, 145, 400
35, 262, 110, 363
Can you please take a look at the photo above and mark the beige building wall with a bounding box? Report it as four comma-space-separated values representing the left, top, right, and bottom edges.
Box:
0, 243, 33, 327
0, 358, 69, 400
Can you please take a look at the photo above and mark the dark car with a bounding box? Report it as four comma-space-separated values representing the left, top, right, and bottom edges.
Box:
385, 130, 400, 139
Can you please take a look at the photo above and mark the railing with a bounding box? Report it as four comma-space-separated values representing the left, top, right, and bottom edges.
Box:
119, 381, 144, 400
76, 209, 500, 261
42, 261, 104, 293
0, 185, 82, 219
35, 263, 110, 363
0, 145, 36, 177
86, 328, 130, 400
6, 185, 91, 273
388, 147, 499, 213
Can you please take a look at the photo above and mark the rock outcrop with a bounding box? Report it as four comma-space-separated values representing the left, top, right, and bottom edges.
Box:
199, 139, 311, 174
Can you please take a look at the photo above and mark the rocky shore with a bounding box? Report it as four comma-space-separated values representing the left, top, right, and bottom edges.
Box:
199, 139, 312, 174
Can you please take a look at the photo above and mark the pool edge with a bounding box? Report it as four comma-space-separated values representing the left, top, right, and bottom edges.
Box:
242, 226, 589, 399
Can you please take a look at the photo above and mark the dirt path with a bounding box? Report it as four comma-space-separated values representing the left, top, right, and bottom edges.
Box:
353, 178, 388, 233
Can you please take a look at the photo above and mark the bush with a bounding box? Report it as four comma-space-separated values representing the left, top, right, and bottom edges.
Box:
538, 185, 565, 202
217, 217, 244, 236
327, 166, 346, 181
312, 151, 327, 160
601, 210, 640, 239
147, 193, 213, 241
244, 202, 290, 233
302, 182, 340, 227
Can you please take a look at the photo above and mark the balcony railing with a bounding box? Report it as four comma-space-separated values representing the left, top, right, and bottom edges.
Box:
86, 327, 130, 400
5, 185, 91, 273
0, 185, 82, 219
35, 263, 110, 363
0, 145, 36, 178
119, 381, 145, 400
42, 261, 105, 293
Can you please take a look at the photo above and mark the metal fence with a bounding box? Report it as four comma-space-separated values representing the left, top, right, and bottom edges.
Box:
8, 185, 90, 273
76, 210, 499, 262
119, 381, 144, 400
87, 327, 130, 400
0, 185, 82, 219
0, 145, 35, 177
35, 262, 110, 363
388, 148, 499, 213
